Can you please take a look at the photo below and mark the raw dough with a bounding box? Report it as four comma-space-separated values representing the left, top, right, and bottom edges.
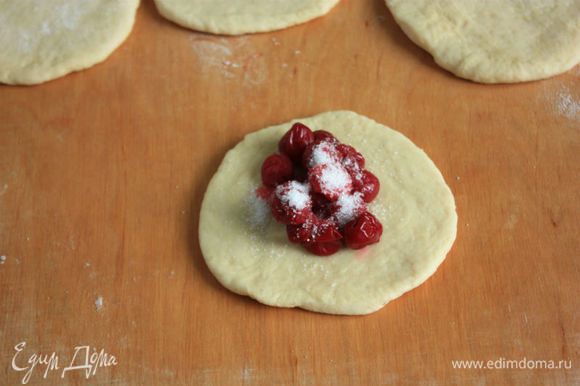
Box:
385, 0, 580, 83
154, 0, 340, 35
0, 0, 139, 85
199, 111, 457, 315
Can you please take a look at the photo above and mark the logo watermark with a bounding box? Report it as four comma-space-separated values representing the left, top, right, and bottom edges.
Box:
451, 357, 572, 370
11, 341, 118, 384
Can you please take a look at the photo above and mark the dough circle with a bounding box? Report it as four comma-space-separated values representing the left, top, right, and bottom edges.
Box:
199, 111, 457, 315
0, 0, 139, 85
385, 0, 580, 83
153, 0, 340, 35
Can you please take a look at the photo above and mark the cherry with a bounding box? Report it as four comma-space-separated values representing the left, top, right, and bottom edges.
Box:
346, 163, 364, 189
308, 163, 352, 201
337, 144, 365, 169
304, 240, 342, 256
270, 181, 313, 225
312, 220, 343, 243
256, 124, 384, 256
357, 170, 380, 203
278, 123, 315, 163
311, 193, 333, 219
287, 222, 315, 244
271, 196, 313, 224
302, 139, 341, 168
301, 220, 343, 256
286, 218, 341, 245
313, 130, 336, 142
343, 212, 383, 249
261, 153, 293, 187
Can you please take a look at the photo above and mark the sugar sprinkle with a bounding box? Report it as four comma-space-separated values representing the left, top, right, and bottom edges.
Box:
319, 164, 352, 194
334, 192, 365, 226
276, 181, 310, 210
555, 87, 580, 120
95, 296, 104, 312
308, 140, 338, 167
247, 190, 271, 229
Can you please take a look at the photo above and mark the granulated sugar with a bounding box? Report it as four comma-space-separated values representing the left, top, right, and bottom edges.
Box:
246, 189, 271, 229
318, 164, 352, 194
190, 36, 267, 86
276, 181, 310, 210
542, 83, 580, 122
308, 140, 338, 167
555, 87, 580, 120
334, 192, 365, 226
95, 296, 104, 312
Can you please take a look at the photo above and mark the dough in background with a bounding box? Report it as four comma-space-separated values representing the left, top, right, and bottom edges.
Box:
0, 0, 140, 85
199, 111, 457, 315
385, 0, 580, 83
154, 0, 340, 35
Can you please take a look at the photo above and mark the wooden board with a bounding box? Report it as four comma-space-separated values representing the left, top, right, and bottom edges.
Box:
1, 0, 578, 384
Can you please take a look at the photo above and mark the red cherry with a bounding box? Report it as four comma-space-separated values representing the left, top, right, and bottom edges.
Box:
308, 163, 352, 201
302, 220, 343, 256
287, 217, 342, 250
312, 220, 343, 243
343, 212, 383, 250
311, 193, 333, 219
261, 153, 293, 187
271, 196, 313, 224
287, 222, 315, 244
270, 181, 313, 225
337, 144, 365, 169
304, 240, 342, 256
313, 130, 336, 142
301, 139, 341, 168
262, 127, 383, 256
358, 170, 380, 203
287, 218, 342, 245
347, 164, 364, 189
278, 123, 315, 163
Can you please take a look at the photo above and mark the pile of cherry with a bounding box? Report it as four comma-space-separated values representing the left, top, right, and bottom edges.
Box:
255, 122, 383, 256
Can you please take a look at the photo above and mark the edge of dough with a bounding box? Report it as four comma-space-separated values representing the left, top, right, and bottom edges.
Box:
384, 0, 580, 83
199, 111, 458, 315
0, 0, 141, 85
154, 0, 341, 35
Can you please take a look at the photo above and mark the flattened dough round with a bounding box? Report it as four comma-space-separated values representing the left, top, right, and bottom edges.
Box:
154, 0, 340, 35
199, 111, 457, 315
385, 0, 580, 83
0, 0, 139, 85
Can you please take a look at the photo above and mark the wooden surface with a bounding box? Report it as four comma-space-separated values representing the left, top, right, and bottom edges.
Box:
1, 0, 579, 385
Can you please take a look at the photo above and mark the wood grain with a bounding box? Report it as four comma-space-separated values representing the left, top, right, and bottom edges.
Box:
0, 0, 578, 385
